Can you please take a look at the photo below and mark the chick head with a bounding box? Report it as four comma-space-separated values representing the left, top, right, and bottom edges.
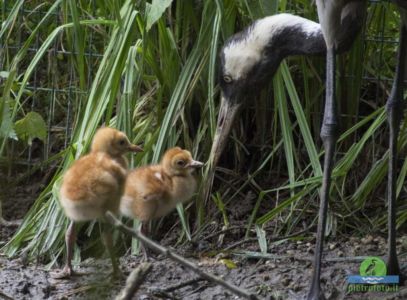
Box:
162, 147, 204, 176
91, 127, 143, 156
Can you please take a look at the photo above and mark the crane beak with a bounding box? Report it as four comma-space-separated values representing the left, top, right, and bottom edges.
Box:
209, 96, 242, 169
201, 95, 242, 204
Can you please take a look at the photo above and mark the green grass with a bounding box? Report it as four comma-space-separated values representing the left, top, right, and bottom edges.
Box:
1, 0, 405, 262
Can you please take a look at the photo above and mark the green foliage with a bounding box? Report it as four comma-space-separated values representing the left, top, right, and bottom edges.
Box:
212, 193, 229, 227
14, 112, 47, 145
255, 224, 268, 254
146, 0, 174, 31
0, 99, 17, 141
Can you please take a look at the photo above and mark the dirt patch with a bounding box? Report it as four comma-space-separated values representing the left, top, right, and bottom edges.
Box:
1, 234, 407, 299
0, 168, 45, 243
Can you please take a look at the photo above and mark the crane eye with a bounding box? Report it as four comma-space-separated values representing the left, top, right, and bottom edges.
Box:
223, 75, 232, 83
118, 139, 126, 146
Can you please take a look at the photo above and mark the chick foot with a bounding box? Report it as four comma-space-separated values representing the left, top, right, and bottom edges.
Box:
50, 265, 75, 279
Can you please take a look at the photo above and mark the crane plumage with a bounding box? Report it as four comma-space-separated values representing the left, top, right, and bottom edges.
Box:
203, 10, 365, 210
205, 14, 326, 198
205, 1, 407, 299
222, 13, 322, 83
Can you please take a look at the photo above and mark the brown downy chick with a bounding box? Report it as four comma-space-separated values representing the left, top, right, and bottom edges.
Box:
121, 147, 203, 221
53, 127, 143, 279
120, 147, 203, 257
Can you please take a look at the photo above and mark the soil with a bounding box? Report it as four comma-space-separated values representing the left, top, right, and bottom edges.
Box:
1, 235, 407, 300
1, 172, 407, 300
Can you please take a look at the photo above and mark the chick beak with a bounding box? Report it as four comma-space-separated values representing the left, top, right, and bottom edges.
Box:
189, 160, 204, 169
128, 144, 143, 153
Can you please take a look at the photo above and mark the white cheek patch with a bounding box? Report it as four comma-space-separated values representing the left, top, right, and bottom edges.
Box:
223, 13, 321, 81
223, 49, 261, 81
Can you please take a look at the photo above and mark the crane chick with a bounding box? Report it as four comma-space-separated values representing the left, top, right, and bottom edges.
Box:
53, 127, 143, 279
120, 147, 203, 257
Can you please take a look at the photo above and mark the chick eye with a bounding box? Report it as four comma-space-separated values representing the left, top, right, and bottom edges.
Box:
176, 160, 185, 167
223, 75, 232, 83
119, 139, 126, 146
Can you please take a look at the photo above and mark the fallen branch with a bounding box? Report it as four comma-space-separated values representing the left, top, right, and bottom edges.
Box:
105, 212, 259, 300
115, 262, 152, 300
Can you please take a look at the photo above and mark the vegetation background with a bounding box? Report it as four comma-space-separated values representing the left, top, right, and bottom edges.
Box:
1, 0, 406, 264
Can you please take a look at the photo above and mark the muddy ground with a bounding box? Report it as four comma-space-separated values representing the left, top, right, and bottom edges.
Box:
2, 235, 407, 300
1, 171, 407, 299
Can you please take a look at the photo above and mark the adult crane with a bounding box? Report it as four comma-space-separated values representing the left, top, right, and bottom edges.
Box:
204, 1, 406, 299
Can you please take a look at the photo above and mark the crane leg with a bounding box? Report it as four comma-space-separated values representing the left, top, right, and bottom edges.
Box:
308, 47, 338, 300
386, 22, 406, 278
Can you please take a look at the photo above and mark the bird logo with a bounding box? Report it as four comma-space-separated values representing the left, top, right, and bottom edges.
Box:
359, 257, 387, 277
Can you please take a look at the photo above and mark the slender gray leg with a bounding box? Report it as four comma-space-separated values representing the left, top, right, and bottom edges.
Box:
386, 23, 406, 277
308, 47, 338, 300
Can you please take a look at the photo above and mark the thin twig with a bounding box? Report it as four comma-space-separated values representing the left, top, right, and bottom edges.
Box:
115, 262, 152, 300
223, 238, 258, 251
105, 212, 260, 300
195, 225, 242, 243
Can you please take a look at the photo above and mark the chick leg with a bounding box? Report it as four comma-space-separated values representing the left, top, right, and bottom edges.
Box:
140, 221, 151, 261
101, 223, 120, 278
64, 220, 76, 275
51, 220, 75, 279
